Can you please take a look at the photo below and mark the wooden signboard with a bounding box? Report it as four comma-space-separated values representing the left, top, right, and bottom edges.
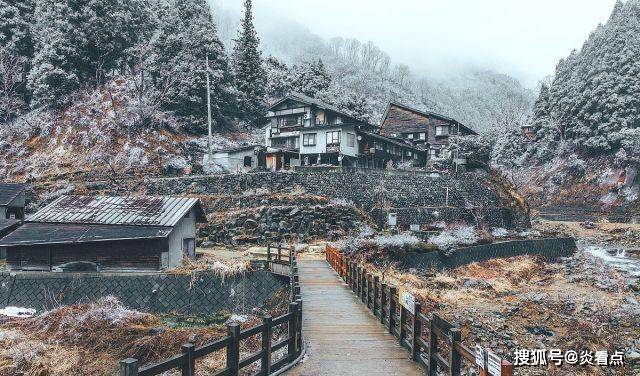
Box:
400, 290, 416, 314
487, 351, 502, 376
475, 345, 486, 369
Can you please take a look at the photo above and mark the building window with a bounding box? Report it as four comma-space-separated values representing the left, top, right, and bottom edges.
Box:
182, 238, 196, 259
407, 134, 414, 139
303, 133, 317, 146
419, 133, 426, 141
278, 114, 303, 127
430, 149, 439, 158
436, 126, 448, 136
244, 156, 253, 167
375, 142, 383, 151
347, 133, 356, 148
326, 131, 341, 145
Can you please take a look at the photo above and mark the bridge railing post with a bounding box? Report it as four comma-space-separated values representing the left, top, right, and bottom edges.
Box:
389, 286, 397, 335
448, 327, 461, 376
411, 303, 422, 362
227, 323, 241, 376
119, 358, 139, 376
181, 343, 195, 376
288, 302, 299, 362
261, 316, 273, 375
373, 276, 380, 317
428, 318, 438, 376
399, 304, 407, 345
380, 283, 387, 325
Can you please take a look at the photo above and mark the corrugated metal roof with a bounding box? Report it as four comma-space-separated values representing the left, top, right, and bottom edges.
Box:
28, 195, 206, 227
0, 223, 172, 246
0, 183, 25, 206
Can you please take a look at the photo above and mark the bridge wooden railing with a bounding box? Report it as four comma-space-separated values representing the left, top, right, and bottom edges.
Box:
120, 247, 302, 376
326, 244, 513, 376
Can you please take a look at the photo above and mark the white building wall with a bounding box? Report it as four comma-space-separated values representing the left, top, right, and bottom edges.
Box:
166, 208, 197, 269
211, 150, 256, 173
299, 125, 357, 156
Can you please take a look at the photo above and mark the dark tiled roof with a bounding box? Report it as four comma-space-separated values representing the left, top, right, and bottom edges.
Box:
28, 195, 207, 227
382, 102, 477, 135
0, 219, 20, 238
269, 93, 367, 124
0, 222, 172, 247
0, 183, 25, 206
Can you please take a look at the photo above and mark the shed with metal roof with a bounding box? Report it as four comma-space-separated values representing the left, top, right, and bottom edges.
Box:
0, 195, 207, 272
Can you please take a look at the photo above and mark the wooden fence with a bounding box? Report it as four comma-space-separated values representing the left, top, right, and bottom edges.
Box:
120, 245, 303, 376
326, 245, 513, 376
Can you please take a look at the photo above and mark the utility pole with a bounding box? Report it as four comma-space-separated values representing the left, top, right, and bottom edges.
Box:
206, 55, 213, 160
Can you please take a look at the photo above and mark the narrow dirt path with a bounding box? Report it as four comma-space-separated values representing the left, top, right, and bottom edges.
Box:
286, 256, 422, 376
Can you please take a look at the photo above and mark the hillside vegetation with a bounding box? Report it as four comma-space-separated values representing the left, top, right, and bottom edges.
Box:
492, 0, 640, 210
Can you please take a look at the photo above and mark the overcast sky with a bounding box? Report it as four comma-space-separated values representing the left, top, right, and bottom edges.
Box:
216, 0, 618, 87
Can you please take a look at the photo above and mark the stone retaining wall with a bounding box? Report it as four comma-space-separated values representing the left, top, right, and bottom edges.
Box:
204, 204, 362, 245
0, 269, 287, 315
402, 237, 577, 270
135, 170, 529, 229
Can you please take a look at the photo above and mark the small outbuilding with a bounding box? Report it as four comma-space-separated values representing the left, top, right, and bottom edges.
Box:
210, 145, 266, 173
0, 183, 26, 220
0, 195, 207, 272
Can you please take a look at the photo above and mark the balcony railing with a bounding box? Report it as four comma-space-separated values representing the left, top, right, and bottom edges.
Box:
326, 144, 340, 153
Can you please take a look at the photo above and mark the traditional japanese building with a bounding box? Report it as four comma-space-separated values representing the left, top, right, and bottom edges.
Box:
0, 195, 207, 272
380, 102, 477, 160
265, 93, 425, 169
0, 183, 26, 220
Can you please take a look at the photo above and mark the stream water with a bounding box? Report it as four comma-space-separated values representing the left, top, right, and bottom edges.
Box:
580, 241, 640, 278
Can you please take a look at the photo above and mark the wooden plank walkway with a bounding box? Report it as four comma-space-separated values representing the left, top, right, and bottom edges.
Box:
286, 257, 423, 376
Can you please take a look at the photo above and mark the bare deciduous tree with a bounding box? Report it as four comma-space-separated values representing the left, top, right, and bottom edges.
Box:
0, 52, 27, 123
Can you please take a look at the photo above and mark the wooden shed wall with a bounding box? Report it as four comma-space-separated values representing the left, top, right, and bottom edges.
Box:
6, 238, 168, 271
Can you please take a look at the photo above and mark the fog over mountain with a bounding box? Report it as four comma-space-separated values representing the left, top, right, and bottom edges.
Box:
212, 0, 617, 88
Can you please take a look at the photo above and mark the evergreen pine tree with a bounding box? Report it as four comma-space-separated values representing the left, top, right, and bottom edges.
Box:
0, 0, 35, 57
28, 0, 151, 108
232, 0, 266, 121
148, 0, 234, 133
542, 0, 640, 155
531, 83, 550, 130
291, 59, 332, 97
0, 0, 35, 119
264, 56, 291, 100
28, 0, 82, 108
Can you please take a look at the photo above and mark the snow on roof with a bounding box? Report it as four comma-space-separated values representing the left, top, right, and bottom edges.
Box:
27, 195, 207, 227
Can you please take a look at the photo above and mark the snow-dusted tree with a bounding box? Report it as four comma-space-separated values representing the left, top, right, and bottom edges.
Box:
28, 0, 82, 108
491, 127, 528, 168
148, 0, 234, 134
0, 52, 27, 122
264, 56, 291, 100
291, 59, 331, 97
450, 135, 492, 166
28, 0, 151, 108
232, 0, 266, 122
0, 0, 35, 119
0, 0, 35, 58
544, 0, 640, 155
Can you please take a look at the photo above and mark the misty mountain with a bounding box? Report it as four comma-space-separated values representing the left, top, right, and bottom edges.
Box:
213, 3, 535, 133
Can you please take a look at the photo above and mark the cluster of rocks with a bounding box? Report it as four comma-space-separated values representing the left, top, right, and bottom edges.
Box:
201, 204, 364, 245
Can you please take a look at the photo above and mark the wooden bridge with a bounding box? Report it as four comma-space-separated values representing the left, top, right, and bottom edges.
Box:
286, 254, 423, 375
286, 247, 514, 376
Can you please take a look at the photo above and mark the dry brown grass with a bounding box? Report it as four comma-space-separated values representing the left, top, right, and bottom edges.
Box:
0, 297, 267, 376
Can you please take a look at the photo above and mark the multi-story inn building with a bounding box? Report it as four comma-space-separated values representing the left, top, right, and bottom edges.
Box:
265, 93, 426, 170
379, 102, 477, 160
